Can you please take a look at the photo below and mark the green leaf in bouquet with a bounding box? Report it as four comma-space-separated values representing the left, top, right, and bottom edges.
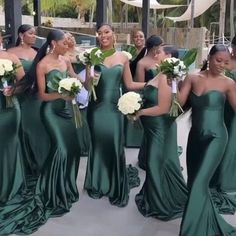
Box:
225, 69, 236, 80
121, 44, 138, 59
182, 48, 198, 68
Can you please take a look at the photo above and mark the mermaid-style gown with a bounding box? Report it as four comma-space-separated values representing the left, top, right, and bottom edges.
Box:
19, 59, 50, 177
84, 64, 139, 207
137, 69, 157, 169
35, 69, 81, 214
179, 91, 236, 236
135, 85, 187, 220
0, 80, 26, 203
211, 70, 236, 214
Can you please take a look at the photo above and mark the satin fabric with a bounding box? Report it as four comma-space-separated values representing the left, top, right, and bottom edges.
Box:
179, 91, 236, 236
18, 59, 50, 176
135, 85, 187, 220
0, 70, 81, 235
211, 70, 236, 214
137, 69, 158, 169
84, 64, 140, 207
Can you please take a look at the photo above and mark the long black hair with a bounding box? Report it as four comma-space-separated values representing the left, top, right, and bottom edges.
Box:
15, 29, 65, 94
201, 44, 229, 71
162, 44, 179, 58
130, 35, 164, 77
15, 24, 34, 46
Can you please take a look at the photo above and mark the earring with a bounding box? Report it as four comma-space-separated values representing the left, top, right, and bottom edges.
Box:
50, 45, 55, 54
21, 37, 24, 45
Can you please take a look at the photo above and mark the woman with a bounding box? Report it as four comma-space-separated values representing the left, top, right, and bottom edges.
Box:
65, 32, 91, 156
84, 23, 145, 207
8, 24, 50, 177
0, 35, 25, 203
34, 29, 81, 215
135, 35, 164, 169
135, 44, 187, 220
210, 36, 236, 215
177, 44, 236, 235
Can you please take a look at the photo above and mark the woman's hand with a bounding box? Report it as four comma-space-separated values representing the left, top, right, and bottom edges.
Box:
60, 94, 75, 101
3, 86, 14, 96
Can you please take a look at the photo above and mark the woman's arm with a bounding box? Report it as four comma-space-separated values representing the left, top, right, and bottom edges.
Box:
123, 59, 145, 90
226, 79, 236, 112
37, 62, 63, 101
137, 74, 172, 117
177, 74, 193, 106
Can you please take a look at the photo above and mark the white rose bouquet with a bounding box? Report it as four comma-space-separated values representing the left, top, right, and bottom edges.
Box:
0, 59, 20, 107
118, 91, 142, 121
77, 47, 115, 101
47, 76, 83, 128
157, 48, 197, 117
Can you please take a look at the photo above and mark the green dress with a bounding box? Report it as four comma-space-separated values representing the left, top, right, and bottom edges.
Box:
0, 80, 26, 203
211, 70, 236, 214
72, 62, 91, 156
19, 59, 50, 177
135, 85, 187, 220
137, 68, 158, 169
179, 91, 236, 236
35, 69, 81, 214
84, 64, 139, 207
0, 70, 81, 234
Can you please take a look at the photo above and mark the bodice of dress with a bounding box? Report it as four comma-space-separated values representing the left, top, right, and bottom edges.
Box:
44, 70, 71, 117
189, 91, 226, 135
144, 68, 158, 82
20, 59, 33, 73
141, 85, 174, 127
90, 64, 123, 104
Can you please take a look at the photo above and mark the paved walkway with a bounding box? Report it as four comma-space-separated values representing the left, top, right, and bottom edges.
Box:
20, 112, 236, 236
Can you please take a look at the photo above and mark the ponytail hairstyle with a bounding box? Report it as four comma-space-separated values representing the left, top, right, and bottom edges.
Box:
130, 35, 164, 77
15, 29, 65, 94
15, 24, 34, 46
200, 44, 230, 71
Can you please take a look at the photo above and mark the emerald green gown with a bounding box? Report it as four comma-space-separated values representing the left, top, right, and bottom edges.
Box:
137, 68, 157, 170
0, 79, 26, 203
135, 85, 187, 220
84, 64, 139, 207
0, 70, 81, 235
19, 59, 50, 176
211, 70, 236, 214
35, 69, 81, 214
179, 91, 236, 236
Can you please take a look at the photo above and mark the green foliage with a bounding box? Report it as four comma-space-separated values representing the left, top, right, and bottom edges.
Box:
121, 44, 138, 60
55, 4, 78, 18
182, 48, 198, 67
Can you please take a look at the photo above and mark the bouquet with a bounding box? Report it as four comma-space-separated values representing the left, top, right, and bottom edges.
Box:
47, 76, 83, 128
157, 48, 197, 117
120, 44, 138, 60
118, 91, 142, 121
0, 59, 19, 107
77, 47, 115, 101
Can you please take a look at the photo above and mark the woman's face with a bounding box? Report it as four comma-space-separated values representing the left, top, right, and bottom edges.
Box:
65, 33, 76, 48
54, 36, 68, 55
209, 51, 230, 74
133, 31, 145, 49
154, 46, 169, 62
97, 25, 114, 49
21, 28, 36, 45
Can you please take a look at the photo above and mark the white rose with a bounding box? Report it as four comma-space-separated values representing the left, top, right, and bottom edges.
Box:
0, 65, 5, 76
122, 51, 132, 60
